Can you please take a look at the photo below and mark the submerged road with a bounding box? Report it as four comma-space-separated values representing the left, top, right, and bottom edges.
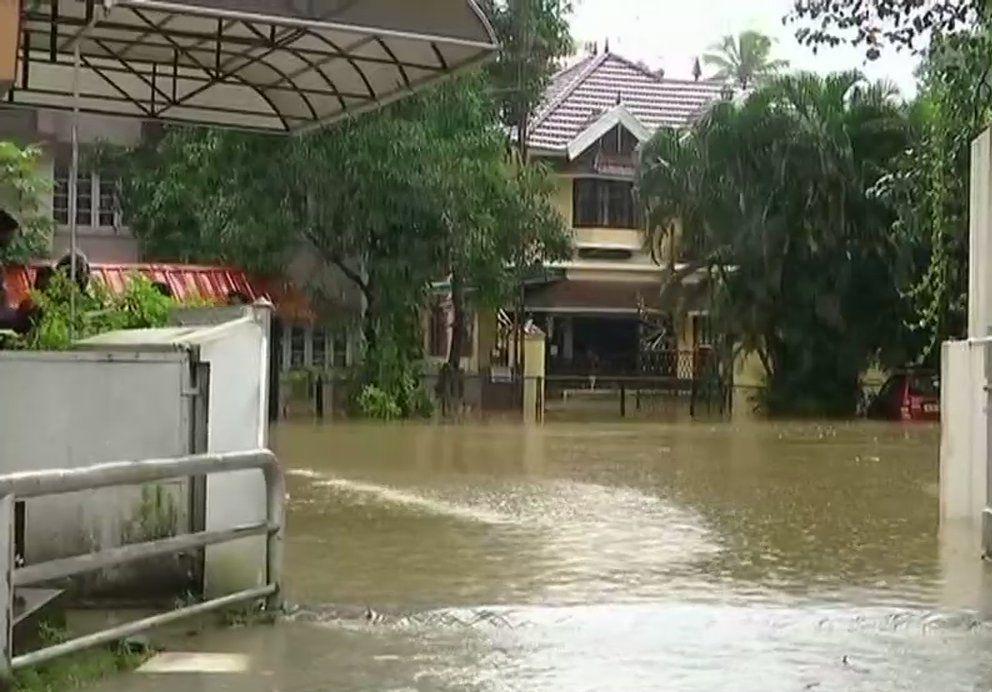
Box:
95, 415, 992, 691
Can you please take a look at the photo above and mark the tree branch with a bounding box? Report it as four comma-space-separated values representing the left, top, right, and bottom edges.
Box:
659, 248, 727, 307
300, 227, 373, 304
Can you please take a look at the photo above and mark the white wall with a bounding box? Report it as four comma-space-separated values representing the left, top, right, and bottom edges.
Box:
0, 350, 193, 593
941, 126, 992, 536
940, 342, 988, 539
198, 309, 271, 597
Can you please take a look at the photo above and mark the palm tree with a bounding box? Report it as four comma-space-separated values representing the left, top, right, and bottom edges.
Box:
703, 31, 788, 90
637, 72, 909, 415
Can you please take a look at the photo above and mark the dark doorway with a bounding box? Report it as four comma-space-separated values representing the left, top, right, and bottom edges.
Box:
573, 317, 638, 374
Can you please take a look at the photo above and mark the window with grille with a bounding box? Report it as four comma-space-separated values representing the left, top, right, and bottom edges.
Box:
312, 326, 327, 369
428, 303, 449, 357
332, 331, 348, 368
98, 175, 119, 227
290, 326, 305, 368
53, 165, 69, 224
572, 178, 641, 229
52, 162, 121, 231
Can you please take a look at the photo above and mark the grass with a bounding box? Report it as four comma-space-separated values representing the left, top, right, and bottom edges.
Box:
9, 602, 278, 690
11, 622, 150, 692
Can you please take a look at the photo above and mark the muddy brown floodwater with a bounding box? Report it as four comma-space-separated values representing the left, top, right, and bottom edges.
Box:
95, 417, 992, 691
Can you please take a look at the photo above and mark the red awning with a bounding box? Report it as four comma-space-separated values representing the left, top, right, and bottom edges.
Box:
1, 262, 316, 323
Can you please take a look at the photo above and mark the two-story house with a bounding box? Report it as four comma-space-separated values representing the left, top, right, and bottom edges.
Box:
0, 107, 360, 381
522, 50, 727, 378
0, 108, 141, 263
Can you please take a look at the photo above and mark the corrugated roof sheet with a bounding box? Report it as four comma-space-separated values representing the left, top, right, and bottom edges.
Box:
1, 262, 316, 323
528, 52, 728, 155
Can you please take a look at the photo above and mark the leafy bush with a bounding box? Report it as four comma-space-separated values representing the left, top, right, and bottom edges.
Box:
0, 141, 52, 264
352, 336, 434, 420
356, 384, 403, 420
23, 272, 175, 350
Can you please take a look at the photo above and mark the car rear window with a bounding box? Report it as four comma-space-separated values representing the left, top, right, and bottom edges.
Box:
908, 374, 939, 397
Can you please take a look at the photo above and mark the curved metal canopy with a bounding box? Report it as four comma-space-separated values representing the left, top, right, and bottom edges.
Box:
6, 0, 498, 132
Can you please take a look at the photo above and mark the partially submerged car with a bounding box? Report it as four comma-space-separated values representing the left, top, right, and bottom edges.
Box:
867, 371, 940, 422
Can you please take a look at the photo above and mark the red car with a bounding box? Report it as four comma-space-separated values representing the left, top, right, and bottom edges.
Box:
867, 371, 940, 422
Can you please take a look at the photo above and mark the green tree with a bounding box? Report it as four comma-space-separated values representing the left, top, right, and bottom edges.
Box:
788, 1, 984, 58
0, 141, 50, 265
118, 77, 568, 416
479, 0, 573, 152
875, 27, 992, 355
703, 31, 788, 90
639, 72, 910, 415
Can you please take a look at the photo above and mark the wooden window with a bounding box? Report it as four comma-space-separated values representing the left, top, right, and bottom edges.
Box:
332, 331, 348, 368
573, 178, 600, 227
312, 326, 327, 368
572, 178, 640, 229
428, 302, 449, 357
290, 326, 305, 368
461, 312, 475, 357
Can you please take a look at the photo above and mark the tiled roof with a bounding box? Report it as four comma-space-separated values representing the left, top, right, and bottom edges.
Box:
1, 262, 316, 323
528, 52, 728, 155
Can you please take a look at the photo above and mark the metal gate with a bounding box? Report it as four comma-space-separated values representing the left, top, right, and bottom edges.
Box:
0, 449, 284, 678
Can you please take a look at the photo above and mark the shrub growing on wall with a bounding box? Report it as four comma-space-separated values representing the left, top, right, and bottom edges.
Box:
21, 272, 175, 350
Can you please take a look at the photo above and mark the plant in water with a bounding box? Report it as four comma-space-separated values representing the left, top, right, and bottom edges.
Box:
13, 621, 149, 691
356, 384, 404, 421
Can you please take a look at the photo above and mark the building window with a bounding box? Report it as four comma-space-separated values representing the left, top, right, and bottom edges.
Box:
332, 331, 348, 368
428, 302, 449, 357
572, 178, 640, 229
461, 312, 475, 358
290, 326, 305, 368
53, 162, 121, 231
311, 326, 327, 369
577, 247, 633, 261
98, 175, 119, 227
53, 166, 69, 224
692, 313, 712, 348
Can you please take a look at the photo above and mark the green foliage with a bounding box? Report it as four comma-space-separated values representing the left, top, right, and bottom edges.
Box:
123, 484, 179, 544
703, 31, 789, 89
116, 75, 569, 417
356, 384, 404, 420
0, 141, 51, 264
13, 622, 147, 691
478, 0, 574, 137
789, 1, 983, 58
357, 337, 433, 419
640, 72, 910, 415
23, 272, 175, 350
878, 26, 992, 356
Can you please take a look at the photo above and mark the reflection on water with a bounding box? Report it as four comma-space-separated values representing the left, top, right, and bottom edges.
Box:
97, 418, 992, 691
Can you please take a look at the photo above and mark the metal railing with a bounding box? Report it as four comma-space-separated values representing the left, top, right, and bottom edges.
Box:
0, 449, 285, 678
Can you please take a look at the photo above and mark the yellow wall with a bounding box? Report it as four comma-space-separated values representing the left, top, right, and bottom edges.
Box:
574, 227, 643, 249
553, 176, 572, 227
733, 349, 767, 389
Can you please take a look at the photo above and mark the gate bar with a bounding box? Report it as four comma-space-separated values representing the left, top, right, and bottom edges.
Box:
11, 584, 275, 670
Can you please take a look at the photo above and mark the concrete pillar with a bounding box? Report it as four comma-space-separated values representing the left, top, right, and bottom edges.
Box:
941, 126, 992, 549
971, 129, 992, 340
940, 342, 987, 525
522, 325, 546, 424
0, 495, 11, 681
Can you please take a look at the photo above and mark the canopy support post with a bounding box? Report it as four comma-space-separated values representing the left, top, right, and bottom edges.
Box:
68, 37, 80, 337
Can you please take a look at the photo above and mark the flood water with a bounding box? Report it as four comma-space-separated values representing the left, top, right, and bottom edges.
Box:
96, 416, 992, 691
